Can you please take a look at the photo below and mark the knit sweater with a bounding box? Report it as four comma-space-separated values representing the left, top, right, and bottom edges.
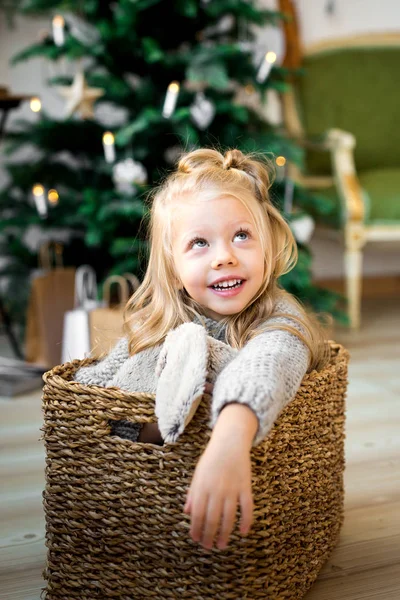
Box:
74, 296, 310, 446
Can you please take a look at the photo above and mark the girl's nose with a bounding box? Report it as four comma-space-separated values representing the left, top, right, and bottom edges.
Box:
210, 248, 238, 269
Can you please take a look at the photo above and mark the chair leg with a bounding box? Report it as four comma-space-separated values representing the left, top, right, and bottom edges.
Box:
344, 226, 365, 329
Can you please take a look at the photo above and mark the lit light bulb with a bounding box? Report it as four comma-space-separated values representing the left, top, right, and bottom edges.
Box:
169, 82, 180, 94
103, 132, 114, 145
102, 131, 116, 163
33, 184, 45, 197
275, 156, 287, 183
30, 97, 42, 113
48, 189, 59, 204
256, 51, 277, 83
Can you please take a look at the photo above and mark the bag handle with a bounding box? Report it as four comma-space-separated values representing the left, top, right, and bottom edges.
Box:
38, 241, 64, 270
75, 265, 98, 309
102, 275, 130, 308
123, 272, 140, 295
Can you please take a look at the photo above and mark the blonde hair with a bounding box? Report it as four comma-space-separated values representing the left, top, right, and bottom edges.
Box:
123, 148, 330, 372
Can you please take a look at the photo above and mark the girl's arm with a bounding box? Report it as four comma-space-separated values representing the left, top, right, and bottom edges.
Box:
185, 299, 310, 549
210, 402, 258, 448
184, 402, 257, 550
209, 299, 310, 446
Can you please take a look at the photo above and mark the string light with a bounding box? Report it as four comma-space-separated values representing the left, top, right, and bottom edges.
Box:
162, 81, 180, 118
52, 15, 65, 46
256, 51, 277, 83
48, 189, 59, 205
275, 156, 287, 183
30, 97, 42, 113
102, 131, 116, 163
32, 184, 47, 218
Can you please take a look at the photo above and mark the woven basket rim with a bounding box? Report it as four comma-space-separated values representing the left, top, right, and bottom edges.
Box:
42, 340, 349, 402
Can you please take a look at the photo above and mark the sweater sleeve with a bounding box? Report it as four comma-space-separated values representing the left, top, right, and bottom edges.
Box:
73, 337, 130, 387
209, 297, 310, 446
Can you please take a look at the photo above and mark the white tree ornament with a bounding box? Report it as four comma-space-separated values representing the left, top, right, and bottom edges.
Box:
56, 71, 105, 119
64, 13, 101, 45
164, 145, 184, 165
290, 215, 315, 244
112, 158, 148, 194
189, 92, 216, 130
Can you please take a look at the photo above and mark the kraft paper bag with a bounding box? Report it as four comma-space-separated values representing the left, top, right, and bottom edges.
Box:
89, 275, 132, 359
25, 241, 75, 369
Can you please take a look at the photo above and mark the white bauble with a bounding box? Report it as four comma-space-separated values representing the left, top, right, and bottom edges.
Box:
202, 14, 234, 38
112, 158, 147, 194
164, 145, 183, 165
190, 92, 216, 130
290, 215, 315, 244
64, 13, 100, 45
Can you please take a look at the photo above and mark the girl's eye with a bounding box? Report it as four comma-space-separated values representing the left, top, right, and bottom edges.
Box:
189, 237, 207, 249
234, 229, 251, 241
188, 228, 251, 249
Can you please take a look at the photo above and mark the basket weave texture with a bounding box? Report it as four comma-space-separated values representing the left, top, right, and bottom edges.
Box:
41, 341, 349, 600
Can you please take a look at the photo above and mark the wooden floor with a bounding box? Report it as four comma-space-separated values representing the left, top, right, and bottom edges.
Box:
1, 298, 399, 599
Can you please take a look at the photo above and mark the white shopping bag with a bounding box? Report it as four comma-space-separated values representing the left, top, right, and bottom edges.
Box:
61, 265, 101, 364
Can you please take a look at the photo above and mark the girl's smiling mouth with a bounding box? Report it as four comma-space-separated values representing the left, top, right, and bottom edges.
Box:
208, 279, 246, 296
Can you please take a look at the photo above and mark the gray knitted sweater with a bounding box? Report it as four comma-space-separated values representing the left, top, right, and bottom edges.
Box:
74, 296, 310, 446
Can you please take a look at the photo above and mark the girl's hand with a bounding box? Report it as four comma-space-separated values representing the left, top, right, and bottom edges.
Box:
183, 433, 254, 550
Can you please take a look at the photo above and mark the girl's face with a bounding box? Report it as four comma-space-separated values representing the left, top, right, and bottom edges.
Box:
172, 195, 265, 321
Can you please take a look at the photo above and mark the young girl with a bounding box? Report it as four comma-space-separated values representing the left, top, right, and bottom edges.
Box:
76, 147, 329, 552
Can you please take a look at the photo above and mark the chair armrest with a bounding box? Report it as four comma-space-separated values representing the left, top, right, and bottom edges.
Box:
325, 128, 365, 223
288, 163, 334, 189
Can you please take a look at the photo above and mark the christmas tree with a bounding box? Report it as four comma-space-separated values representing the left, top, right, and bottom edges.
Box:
0, 0, 343, 340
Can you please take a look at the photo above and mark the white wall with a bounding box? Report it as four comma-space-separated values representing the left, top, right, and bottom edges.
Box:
0, 13, 64, 120
295, 0, 400, 47
1, 3, 400, 279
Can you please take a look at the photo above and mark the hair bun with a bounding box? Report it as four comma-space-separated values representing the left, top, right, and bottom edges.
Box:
177, 156, 191, 174
178, 149, 223, 174
222, 149, 245, 170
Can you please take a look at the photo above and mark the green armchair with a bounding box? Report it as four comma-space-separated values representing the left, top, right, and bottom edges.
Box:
283, 34, 400, 328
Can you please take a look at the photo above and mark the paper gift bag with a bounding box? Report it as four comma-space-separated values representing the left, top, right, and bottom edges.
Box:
25, 241, 75, 368
89, 275, 131, 359
61, 265, 100, 363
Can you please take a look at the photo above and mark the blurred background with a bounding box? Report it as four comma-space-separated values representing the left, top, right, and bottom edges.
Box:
0, 0, 399, 371
0, 2, 399, 597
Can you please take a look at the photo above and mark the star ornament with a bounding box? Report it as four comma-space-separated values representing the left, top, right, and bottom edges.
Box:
56, 71, 104, 119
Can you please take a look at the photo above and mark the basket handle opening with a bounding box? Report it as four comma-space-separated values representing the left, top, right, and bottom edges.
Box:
108, 418, 164, 446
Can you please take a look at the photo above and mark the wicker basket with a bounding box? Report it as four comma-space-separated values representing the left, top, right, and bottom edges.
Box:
41, 341, 349, 600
